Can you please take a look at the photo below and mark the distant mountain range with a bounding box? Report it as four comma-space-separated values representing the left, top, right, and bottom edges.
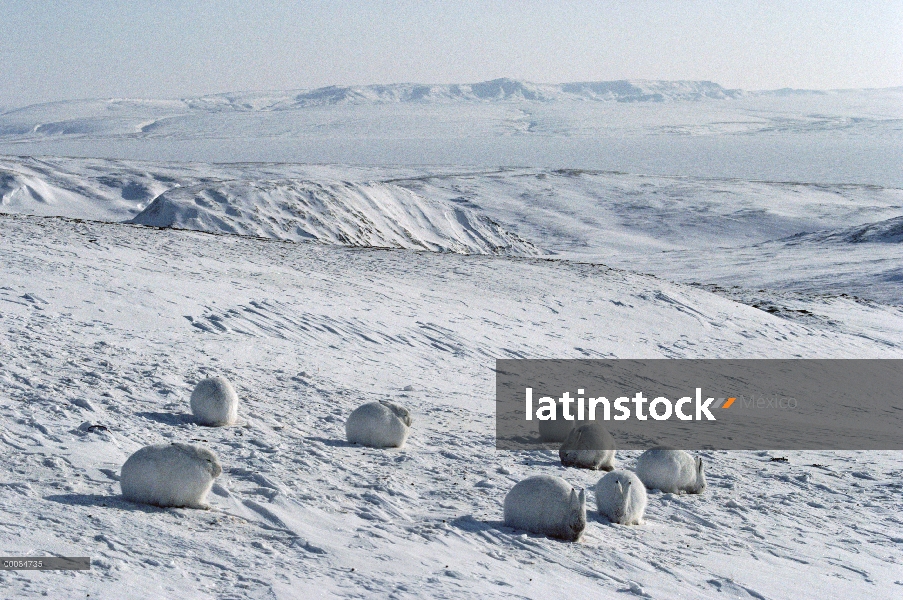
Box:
179, 79, 754, 111
264, 78, 745, 106
10, 78, 895, 115
4, 78, 902, 117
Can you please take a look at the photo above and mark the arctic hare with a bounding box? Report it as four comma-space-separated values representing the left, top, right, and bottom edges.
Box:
346, 400, 412, 448
595, 470, 646, 525
121, 443, 222, 509
635, 447, 706, 494
537, 403, 578, 443
503, 475, 586, 541
559, 423, 616, 470
190, 376, 239, 426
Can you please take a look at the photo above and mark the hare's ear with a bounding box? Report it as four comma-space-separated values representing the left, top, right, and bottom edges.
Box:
578, 488, 586, 506
696, 457, 704, 473
616, 480, 624, 495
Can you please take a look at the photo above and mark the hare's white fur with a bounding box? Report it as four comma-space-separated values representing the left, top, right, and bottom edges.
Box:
346, 400, 412, 448
595, 470, 646, 525
559, 423, 616, 470
121, 443, 222, 509
190, 376, 238, 426
635, 447, 706, 494
503, 475, 586, 541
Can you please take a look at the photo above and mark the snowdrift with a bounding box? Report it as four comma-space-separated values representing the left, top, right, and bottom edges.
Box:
790, 215, 903, 244
129, 178, 541, 255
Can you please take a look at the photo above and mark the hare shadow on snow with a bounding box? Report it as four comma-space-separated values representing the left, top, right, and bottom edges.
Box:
588, 511, 619, 526
449, 515, 576, 543
44, 493, 173, 513
136, 411, 195, 426
305, 436, 360, 448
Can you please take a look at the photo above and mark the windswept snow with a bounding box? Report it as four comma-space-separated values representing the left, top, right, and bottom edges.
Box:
130, 179, 538, 255
2, 156, 900, 303
1, 214, 901, 598
791, 215, 903, 244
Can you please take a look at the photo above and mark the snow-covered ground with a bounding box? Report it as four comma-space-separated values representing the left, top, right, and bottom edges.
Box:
2, 214, 901, 598
0, 82, 902, 598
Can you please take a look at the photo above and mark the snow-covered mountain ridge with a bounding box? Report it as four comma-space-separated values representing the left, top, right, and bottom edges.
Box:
2, 79, 745, 116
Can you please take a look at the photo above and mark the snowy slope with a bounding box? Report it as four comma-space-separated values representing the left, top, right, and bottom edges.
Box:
130, 178, 538, 254
791, 215, 903, 244
2, 156, 901, 303
1, 213, 901, 599
386, 168, 903, 303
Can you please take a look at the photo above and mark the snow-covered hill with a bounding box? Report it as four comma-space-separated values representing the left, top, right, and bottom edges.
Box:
2, 156, 901, 303
789, 215, 903, 245
1, 212, 901, 598
130, 178, 538, 255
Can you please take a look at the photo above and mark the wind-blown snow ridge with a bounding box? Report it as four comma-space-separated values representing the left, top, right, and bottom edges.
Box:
129, 178, 541, 255
787, 215, 903, 244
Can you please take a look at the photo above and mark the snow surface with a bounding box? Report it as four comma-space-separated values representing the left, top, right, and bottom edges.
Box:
0, 81, 901, 598
1, 214, 902, 598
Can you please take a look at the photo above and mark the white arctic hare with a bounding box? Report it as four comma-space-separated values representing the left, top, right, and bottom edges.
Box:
595, 470, 646, 525
559, 423, 616, 470
635, 447, 706, 494
503, 475, 586, 541
190, 376, 239, 426
121, 443, 222, 509
346, 400, 412, 448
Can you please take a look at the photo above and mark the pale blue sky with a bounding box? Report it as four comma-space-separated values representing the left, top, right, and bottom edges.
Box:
1, 0, 901, 107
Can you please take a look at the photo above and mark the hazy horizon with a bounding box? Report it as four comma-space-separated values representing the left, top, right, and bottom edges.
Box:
1, 0, 901, 108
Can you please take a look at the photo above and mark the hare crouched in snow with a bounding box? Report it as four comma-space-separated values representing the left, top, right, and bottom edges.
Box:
190, 376, 239, 426
121, 443, 222, 509
635, 447, 706, 494
503, 475, 586, 541
537, 402, 578, 443
346, 400, 412, 448
559, 423, 616, 470
595, 470, 646, 525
